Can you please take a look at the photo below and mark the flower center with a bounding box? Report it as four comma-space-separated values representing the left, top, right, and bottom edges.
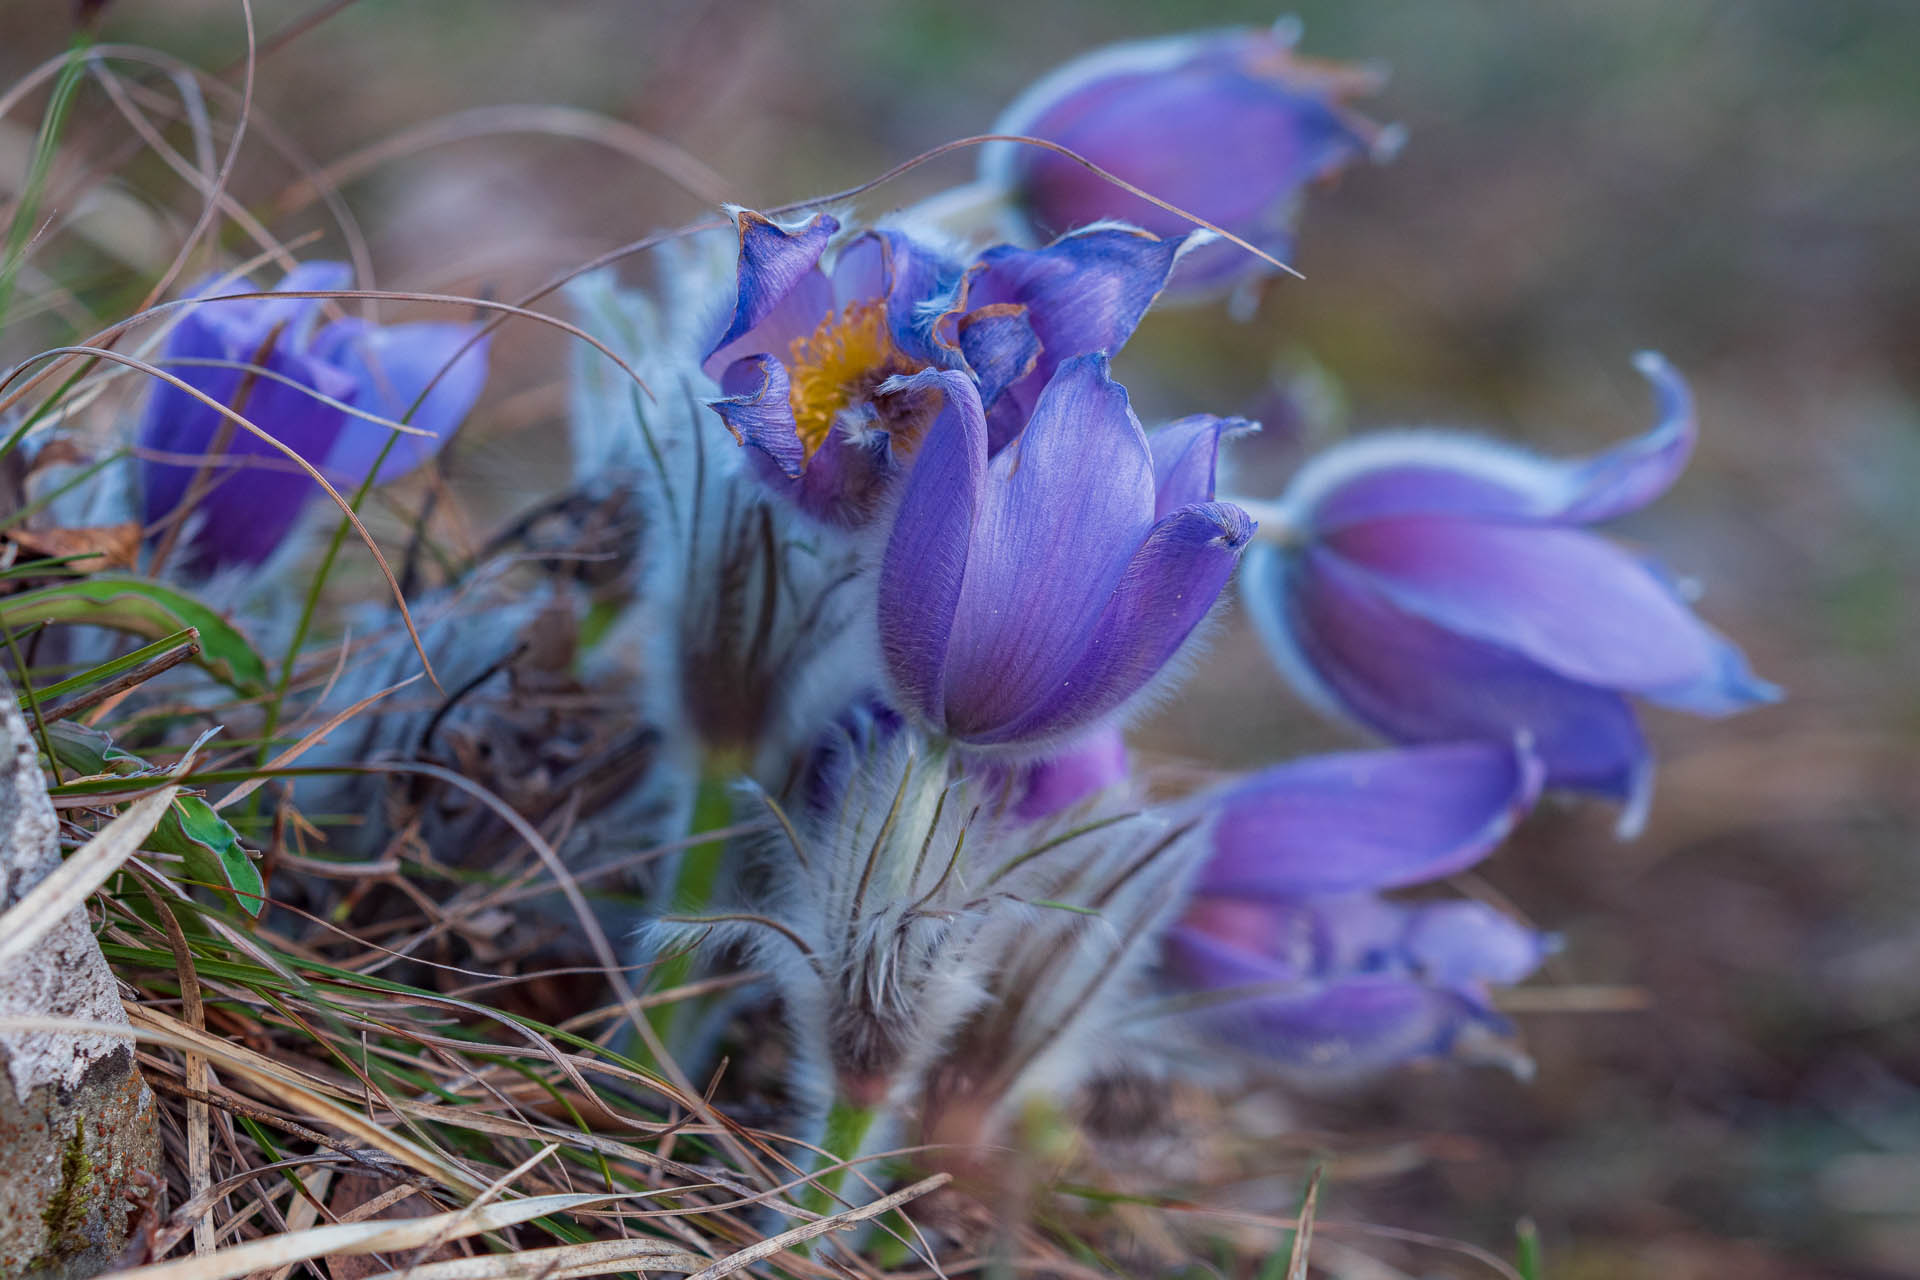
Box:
786, 299, 918, 459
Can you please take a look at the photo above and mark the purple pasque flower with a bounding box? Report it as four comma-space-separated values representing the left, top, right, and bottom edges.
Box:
1239, 354, 1779, 836
876, 354, 1253, 750
983, 20, 1394, 301
140, 262, 488, 572
702, 208, 1190, 525
1164, 740, 1552, 1078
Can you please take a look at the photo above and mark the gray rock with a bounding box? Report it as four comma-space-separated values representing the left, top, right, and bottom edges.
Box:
0, 674, 160, 1278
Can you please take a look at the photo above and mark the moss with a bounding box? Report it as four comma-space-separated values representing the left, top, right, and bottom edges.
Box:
29, 1116, 94, 1268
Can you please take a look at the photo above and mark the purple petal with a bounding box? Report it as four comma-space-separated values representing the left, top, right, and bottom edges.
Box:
702, 210, 838, 373
708, 354, 806, 477
238, 260, 354, 341
1402, 901, 1554, 987
154, 347, 358, 571
1558, 352, 1697, 522
140, 312, 252, 524
1165, 918, 1307, 990
1233, 978, 1499, 1077
1299, 356, 1698, 532
314, 319, 489, 483
1244, 543, 1656, 824
966, 226, 1188, 448
839, 229, 964, 368
760, 423, 900, 528
877, 369, 989, 726
1181, 896, 1324, 976
1197, 741, 1542, 898
1307, 893, 1418, 973
1642, 634, 1782, 716
939, 354, 1156, 740
956, 304, 1041, 408
1008, 724, 1131, 821
1330, 518, 1734, 693
1149, 413, 1257, 519
173, 261, 352, 359
984, 499, 1251, 745
828, 231, 887, 303
1164, 925, 1493, 1076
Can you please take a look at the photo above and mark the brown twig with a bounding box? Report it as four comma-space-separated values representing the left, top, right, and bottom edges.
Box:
36, 635, 200, 723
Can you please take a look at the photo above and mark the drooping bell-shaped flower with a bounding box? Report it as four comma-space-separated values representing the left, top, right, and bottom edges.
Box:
1164, 740, 1552, 1078
139, 262, 488, 573
703, 209, 1191, 525
1238, 354, 1778, 835
982, 20, 1394, 301
877, 356, 1253, 750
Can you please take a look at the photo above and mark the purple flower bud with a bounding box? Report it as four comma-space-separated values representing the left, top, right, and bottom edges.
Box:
970, 723, 1133, 824
877, 356, 1252, 749
1240, 355, 1779, 835
985, 22, 1393, 300
1166, 740, 1551, 1079
703, 210, 1190, 525
1008, 724, 1131, 821
139, 262, 488, 572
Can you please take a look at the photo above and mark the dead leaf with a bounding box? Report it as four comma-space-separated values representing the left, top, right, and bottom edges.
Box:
9, 523, 143, 573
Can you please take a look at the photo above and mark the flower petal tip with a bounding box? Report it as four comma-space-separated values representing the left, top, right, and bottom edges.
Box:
1612, 753, 1656, 841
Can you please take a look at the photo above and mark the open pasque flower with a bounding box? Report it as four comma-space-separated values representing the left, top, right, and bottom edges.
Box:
1239, 354, 1778, 835
703, 208, 1190, 524
877, 356, 1253, 749
983, 20, 1394, 301
1164, 741, 1552, 1077
140, 261, 488, 572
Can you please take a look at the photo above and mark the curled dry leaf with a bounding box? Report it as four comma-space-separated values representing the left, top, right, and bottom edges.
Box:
6, 522, 143, 574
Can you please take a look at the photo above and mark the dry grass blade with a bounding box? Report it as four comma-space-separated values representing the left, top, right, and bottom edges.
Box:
121, 1005, 488, 1194
1166, 1203, 1525, 1280
369, 759, 777, 1186
214, 672, 422, 811
144, 893, 220, 1256
134, 0, 255, 310
0, 784, 175, 969
1287, 1166, 1322, 1280
89, 60, 287, 273
93, 1192, 622, 1280
277, 103, 731, 210
358, 1237, 710, 1280
682, 1173, 951, 1280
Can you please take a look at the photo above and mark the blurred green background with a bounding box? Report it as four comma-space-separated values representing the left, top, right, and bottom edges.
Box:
4, 1, 1917, 1274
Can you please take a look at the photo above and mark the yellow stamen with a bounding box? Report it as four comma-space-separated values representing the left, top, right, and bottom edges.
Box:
786, 299, 913, 459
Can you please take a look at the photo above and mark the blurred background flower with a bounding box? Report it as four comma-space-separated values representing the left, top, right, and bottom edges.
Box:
138, 261, 487, 573
981, 18, 1395, 302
